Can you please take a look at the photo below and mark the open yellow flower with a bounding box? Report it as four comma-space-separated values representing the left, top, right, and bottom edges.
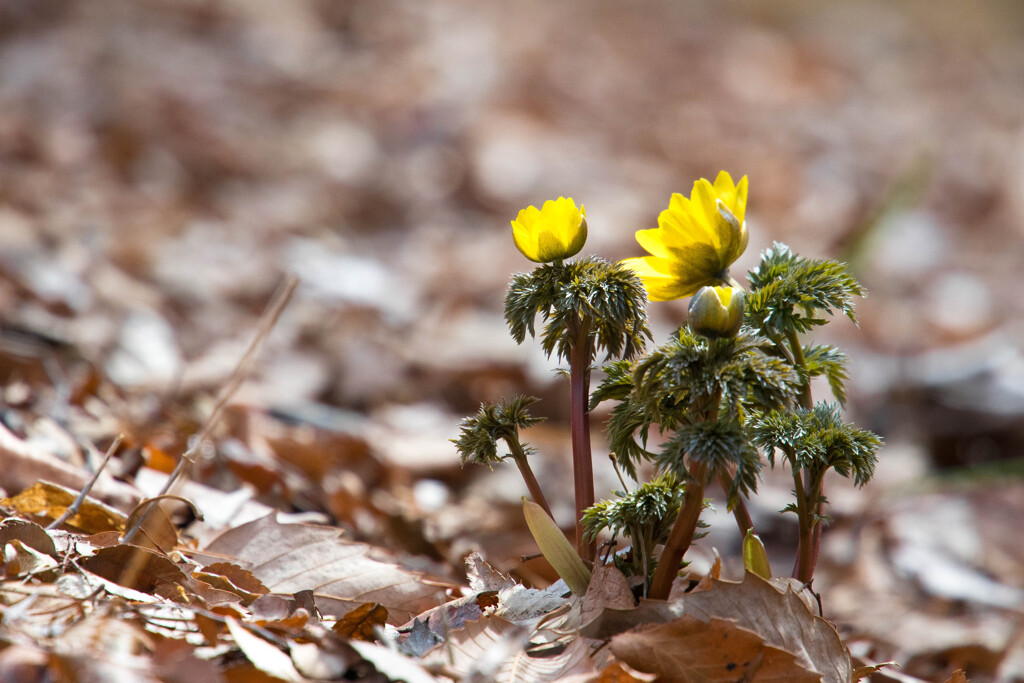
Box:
622, 172, 748, 301
511, 197, 587, 263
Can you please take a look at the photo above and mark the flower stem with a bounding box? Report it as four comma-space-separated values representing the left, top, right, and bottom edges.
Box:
648, 461, 708, 600
717, 468, 753, 537
569, 317, 596, 560
785, 328, 823, 582
507, 439, 552, 519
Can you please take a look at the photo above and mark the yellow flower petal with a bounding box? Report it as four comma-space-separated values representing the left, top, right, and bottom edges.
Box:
511, 197, 587, 263
624, 173, 750, 302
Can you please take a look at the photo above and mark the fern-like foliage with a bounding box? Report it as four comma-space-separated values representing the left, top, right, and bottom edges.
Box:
452, 395, 545, 468
745, 242, 864, 338
802, 344, 850, 405
750, 402, 881, 488
582, 474, 706, 585
657, 419, 762, 503
601, 326, 798, 482
504, 256, 651, 364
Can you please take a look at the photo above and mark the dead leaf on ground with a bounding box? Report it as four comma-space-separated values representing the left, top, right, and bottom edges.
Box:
611, 615, 821, 682
196, 513, 452, 624
3, 480, 125, 533
680, 572, 852, 682
0, 518, 58, 557
193, 561, 269, 606
421, 613, 595, 683
225, 616, 302, 682
79, 544, 189, 600
333, 602, 388, 641
582, 565, 636, 630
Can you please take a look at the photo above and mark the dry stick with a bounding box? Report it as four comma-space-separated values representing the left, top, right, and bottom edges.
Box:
568, 317, 596, 561
47, 434, 124, 530
122, 274, 298, 546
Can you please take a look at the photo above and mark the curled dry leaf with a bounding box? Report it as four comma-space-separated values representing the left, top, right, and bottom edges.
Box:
196, 513, 452, 624
611, 615, 821, 682
0, 518, 58, 557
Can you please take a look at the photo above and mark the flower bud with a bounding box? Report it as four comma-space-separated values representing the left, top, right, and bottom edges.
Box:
522, 498, 591, 594
742, 528, 772, 579
688, 285, 745, 338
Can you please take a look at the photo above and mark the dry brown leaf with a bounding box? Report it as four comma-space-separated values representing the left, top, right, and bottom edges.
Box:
420, 613, 595, 682
3, 538, 58, 578
198, 513, 451, 624
0, 518, 58, 557
582, 565, 636, 630
333, 602, 388, 641
0, 424, 140, 511
194, 561, 269, 606
611, 615, 821, 682
123, 498, 180, 554
3, 480, 126, 533
943, 669, 970, 683
225, 617, 302, 682
466, 550, 517, 592
680, 573, 852, 682
591, 660, 658, 682
79, 544, 189, 600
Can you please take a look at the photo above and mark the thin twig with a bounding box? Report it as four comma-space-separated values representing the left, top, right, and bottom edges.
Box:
122, 274, 298, 544
47, 434, 123, 530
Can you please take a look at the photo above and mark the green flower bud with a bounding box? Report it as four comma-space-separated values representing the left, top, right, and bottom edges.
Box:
688, 285, 745, 338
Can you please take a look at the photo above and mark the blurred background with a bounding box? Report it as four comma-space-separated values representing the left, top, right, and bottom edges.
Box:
2, 0, 1024, 677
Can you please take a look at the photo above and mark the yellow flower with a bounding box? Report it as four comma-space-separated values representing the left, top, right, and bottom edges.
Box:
688, 285, 745, 338
622, 172, 748, 301
511, 197, 588, 263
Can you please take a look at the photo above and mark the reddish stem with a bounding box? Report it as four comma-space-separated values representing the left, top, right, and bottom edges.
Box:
649, 461, 708, 600
508, 440, 553, 518
717, 469, 753, 537
569, 318, 596, 561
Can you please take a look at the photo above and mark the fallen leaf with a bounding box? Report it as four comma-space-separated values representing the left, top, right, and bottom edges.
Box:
3, 481, 125, 533
225, 617, 302, 682
4, 539, 58, 578
611, 615, 821, 682
581, 565, 636, 630
123, 498, 180, 554
0, 518, 58, 557
193, 562, 269, 606
79, 544, 189, 600
197, 513, 451, 623
942, 669, 970, 683
348, 640, 442, 683
466, 550, 517, 592
333, 602, 388, 641
680, 573, 852, 682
